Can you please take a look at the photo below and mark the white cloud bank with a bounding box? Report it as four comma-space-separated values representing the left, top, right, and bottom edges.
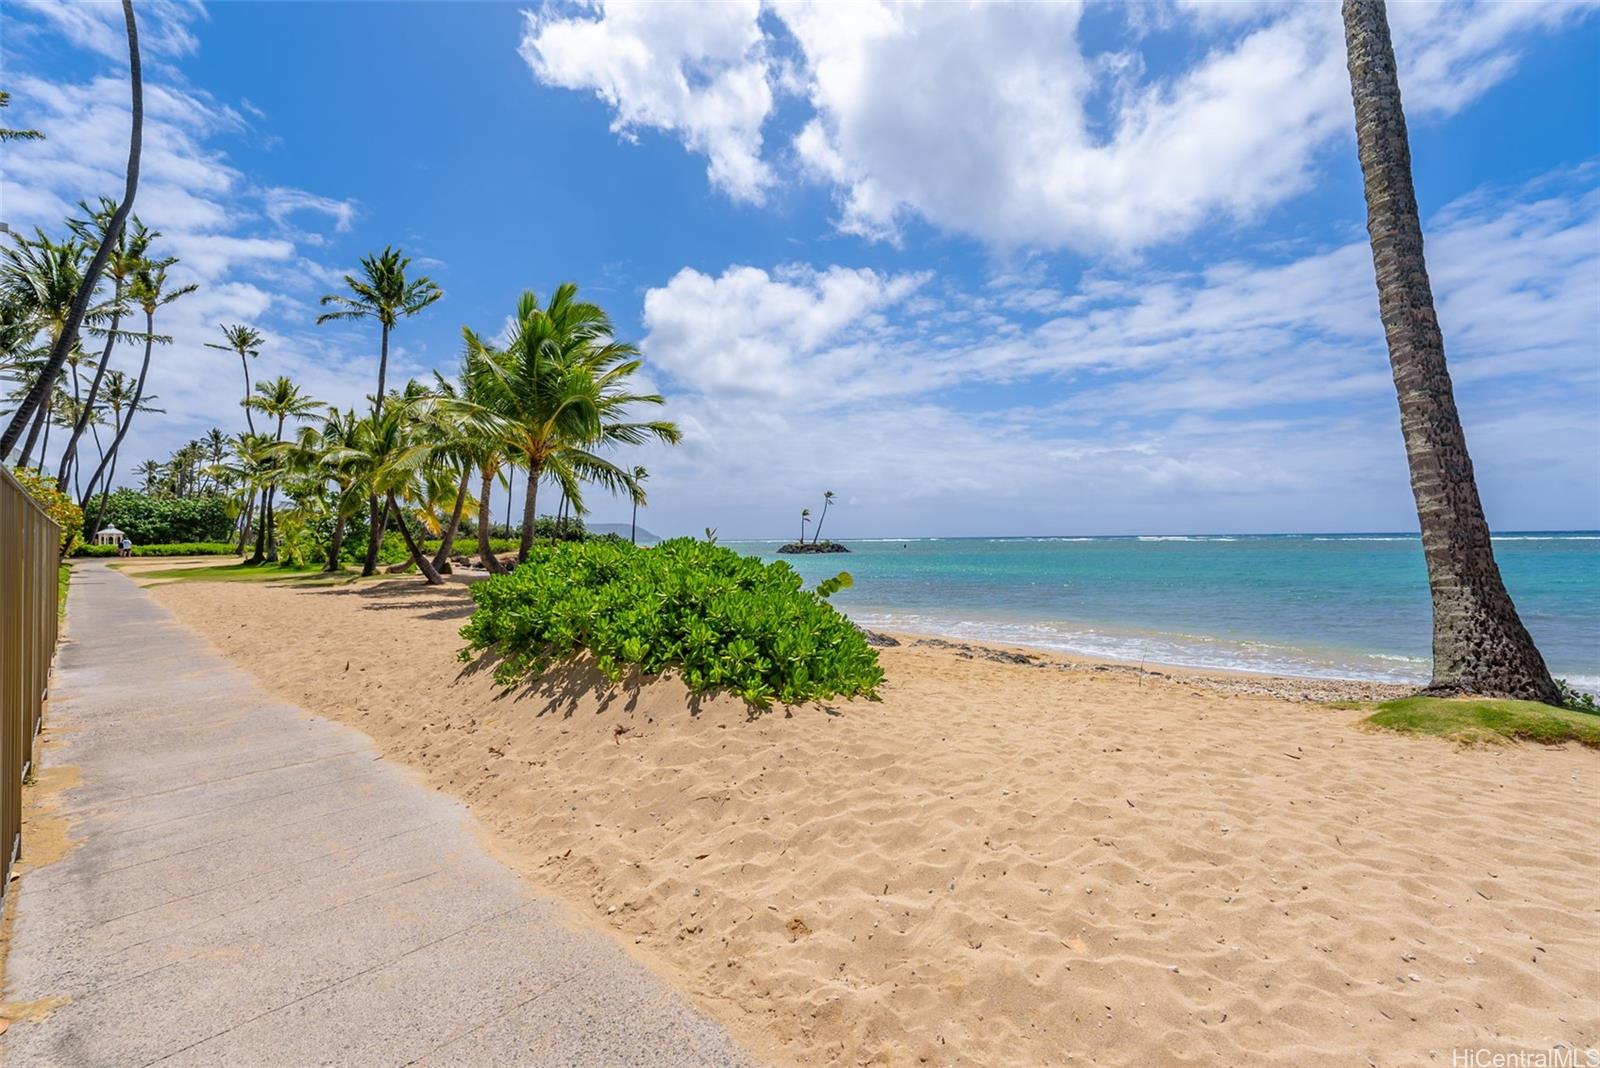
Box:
519, 0, 1593, 252
623, 174, 1598, 537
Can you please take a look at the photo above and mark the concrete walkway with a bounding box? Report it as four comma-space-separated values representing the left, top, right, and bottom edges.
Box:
1, 562, 755, 1068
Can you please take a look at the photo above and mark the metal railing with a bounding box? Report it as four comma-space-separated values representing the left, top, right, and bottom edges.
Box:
1, 464, 62, 891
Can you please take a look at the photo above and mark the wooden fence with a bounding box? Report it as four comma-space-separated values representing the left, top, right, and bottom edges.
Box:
0, 464, 61, 892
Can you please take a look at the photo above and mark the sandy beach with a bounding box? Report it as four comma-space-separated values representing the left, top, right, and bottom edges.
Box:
141, 572, 1599, 1067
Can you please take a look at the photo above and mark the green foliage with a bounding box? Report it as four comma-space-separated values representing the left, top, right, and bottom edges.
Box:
1555, 679, 1599, 715
74, 541, 237, 557
58, 563, 69, 620
1360, 696, 1600, 748
88, 489, 233, 544
459, 538, 884, 709
9, 466, 83, 554
814, 571, 853, 598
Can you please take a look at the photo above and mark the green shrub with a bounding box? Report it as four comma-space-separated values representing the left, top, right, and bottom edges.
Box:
87, 490, 234, 544
459, 537, 883, 709
75, 541, 238, 558
9, 467, 84, 555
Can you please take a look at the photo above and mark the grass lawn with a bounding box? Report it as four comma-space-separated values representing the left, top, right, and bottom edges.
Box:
113, 559, 366, 587
58, 561, 70, 620
1340, 695, 1600, 748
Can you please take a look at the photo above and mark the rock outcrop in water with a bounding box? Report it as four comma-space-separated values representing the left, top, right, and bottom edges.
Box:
777, 541, 850, 554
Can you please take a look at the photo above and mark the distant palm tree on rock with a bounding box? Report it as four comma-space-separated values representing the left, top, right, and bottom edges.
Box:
812, 491, 836, 545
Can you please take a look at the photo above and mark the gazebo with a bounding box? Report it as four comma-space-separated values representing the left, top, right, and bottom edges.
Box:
94, 526, 125, 547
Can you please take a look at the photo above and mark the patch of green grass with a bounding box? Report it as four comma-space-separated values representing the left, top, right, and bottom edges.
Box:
58, 562, 70, 620
1355, 696, 1600, 748
119, 560, 359, 586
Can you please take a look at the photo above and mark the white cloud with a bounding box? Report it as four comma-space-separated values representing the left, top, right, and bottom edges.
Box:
522, 0, 1594, 251
642, 263, 926, 399
12, 0, 206, 61
622, 174, 1598, 536
518, 0, 775, 201
1, 56, 381, 473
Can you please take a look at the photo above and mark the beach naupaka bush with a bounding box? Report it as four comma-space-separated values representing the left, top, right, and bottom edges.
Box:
458, 537, 884, 708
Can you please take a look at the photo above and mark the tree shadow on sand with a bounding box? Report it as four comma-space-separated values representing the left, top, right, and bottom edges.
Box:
296, 579, 476, 622
456, 647, 726, 720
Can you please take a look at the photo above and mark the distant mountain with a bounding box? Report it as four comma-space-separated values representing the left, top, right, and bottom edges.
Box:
587, 522, 660, 544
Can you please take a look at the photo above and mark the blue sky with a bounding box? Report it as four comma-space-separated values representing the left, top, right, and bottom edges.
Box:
4, 0, 1597, 538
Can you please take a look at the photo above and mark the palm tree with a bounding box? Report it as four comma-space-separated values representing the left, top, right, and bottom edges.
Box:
133, 458, 163, 493
0, 90, 43, 143
242, 375, 321, 561
1342, 0, 1558, 703
316, 246, 443, 574
468, 284, 681, 563
346, 405, 445, 584
0, 0, 140, 459
80, 258, 195, 507
206, 324, 264, 435
812, 490, 836, 545
0, 230, 96, 466
316, 247, 443, 419
800, 507, 810, 543
287, 407, 366, 571
629, 465, 648, 544
86, 370, 160, 533
57, 209, 152, 490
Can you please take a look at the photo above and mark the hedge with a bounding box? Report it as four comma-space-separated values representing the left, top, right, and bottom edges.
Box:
75, 542, 239, 558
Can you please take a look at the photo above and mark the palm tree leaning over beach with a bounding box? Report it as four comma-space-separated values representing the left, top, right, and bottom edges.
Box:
316, 246, 443, 575
245, 375, 322, 562
0, 0, 141, 460
1342, 0, 1559, 703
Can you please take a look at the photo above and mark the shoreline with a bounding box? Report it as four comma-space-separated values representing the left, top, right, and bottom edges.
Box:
137, 571, 1600, 1067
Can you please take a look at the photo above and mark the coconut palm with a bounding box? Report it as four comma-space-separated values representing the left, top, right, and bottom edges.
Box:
0, 90, 43, 143
80, 258, 194, 507
1342, 0, 1558, 703
133, 458, 163, 493
316, 246, 443, 574
205, 324, 265, 435
629, 465, 648, 545
0, 230, 95, 466
0, 0, 140, 459
241, 376, 321, 561
467, 284, 681, 563
85, 370, 161, 532
57, 208, 152, 490
800, 507, 810, 543
812, 490, 836, 545
345, 405, 446, 584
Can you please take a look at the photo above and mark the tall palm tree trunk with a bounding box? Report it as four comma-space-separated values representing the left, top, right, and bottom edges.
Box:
82, 311, 154, 505
374, 322, 390, 418
631, 499, 638, 545
386, 494, 442, 584
58, 299, 121, 490
1, 0, 141, 457
19, 392, 51, 469
239, 353, 256, 435
361, 495, 385, 576
477, 465, 505, 574
1343, 0, 1558, 703
431, 466, 470, 573
517, 464, 541, 563
325, 504, 347, 572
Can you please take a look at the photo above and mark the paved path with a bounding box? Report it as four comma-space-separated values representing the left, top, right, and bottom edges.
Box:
1, 563, 755, 1068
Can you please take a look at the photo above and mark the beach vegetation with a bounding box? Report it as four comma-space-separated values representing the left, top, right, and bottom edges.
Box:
9, 465, 84, 554
74, 540, 236, 558
1356, 696, 1600, 748
458, 538, 884, 709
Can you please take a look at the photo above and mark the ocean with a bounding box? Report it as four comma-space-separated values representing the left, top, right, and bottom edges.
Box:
726, 533, 1600, 691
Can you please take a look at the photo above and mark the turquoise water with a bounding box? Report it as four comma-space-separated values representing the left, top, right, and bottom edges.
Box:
726, 534, 1600, 689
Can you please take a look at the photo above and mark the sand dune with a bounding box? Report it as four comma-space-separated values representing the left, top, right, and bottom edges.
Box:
145, 575, 1600, 1067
